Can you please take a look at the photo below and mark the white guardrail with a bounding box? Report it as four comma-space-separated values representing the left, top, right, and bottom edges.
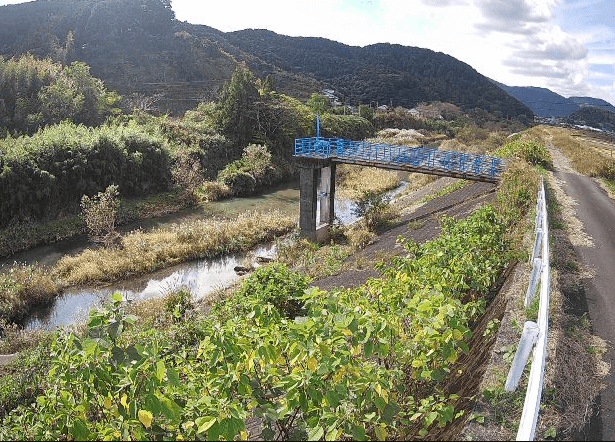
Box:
504, 177, 550, 441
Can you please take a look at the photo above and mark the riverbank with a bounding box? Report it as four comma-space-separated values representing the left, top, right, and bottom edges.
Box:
0, 188, 194, 259
0, 150, 542, 440
0, 210, 296, 326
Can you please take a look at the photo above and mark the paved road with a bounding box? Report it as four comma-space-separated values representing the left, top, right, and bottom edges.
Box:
554, 168, 615, 440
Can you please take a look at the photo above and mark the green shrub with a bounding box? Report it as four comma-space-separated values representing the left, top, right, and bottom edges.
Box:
194, 180, 232, 202
352, 190, 400, 232
225, 262, 311, 319
0, 202, 518, 441
494, 159, 540, 227
0, 55, 120, 135
0, 121, 172, 227
220, 170, 257, 195
320, 113, 374, 139
598, 160, 615, 181
163, 289, 195, 322
217, 144, 286, 196
494, 137, 553, 170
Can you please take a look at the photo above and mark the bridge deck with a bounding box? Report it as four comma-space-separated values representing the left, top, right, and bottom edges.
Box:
294, 137, 506, 183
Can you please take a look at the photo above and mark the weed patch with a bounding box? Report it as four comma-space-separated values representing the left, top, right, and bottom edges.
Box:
54, 211, 295, 286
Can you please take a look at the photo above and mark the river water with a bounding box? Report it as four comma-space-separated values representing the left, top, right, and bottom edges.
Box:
16, 179, 407, 331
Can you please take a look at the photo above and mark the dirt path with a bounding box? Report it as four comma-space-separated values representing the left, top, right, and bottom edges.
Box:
549, 142, 615, 440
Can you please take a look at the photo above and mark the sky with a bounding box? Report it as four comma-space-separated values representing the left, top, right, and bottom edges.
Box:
2, 0, 614, 107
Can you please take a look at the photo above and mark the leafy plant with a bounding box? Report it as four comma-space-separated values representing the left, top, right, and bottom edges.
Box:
81, 184, 121, 246
352, 190, 399, 232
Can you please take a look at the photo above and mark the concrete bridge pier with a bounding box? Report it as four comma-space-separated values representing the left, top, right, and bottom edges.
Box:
298, 158, 336, 242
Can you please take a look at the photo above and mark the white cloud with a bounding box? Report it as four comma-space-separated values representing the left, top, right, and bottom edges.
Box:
474, 0, 559, 34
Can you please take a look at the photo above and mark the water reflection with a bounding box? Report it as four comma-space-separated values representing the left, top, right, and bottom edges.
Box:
23, 181, 407, 331
25, 245, 276, 331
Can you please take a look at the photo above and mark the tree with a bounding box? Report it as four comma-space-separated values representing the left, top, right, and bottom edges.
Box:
215, 63, 260, 148
358, 104, 374, 121
0, 55, 120, 134
307, 92, 330, 114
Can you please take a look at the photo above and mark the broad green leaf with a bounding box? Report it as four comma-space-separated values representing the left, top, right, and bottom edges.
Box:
159, 394, 183, 420
156, 360, 166, 382
196, 416, 216, 434
71, 418, 90, 440
325, 426, 338, 441
418, 300, 432, 312
167, 365, 180, 387
299, 390, 308, 411
352, 425, 366, 441
374, 425, 387, 441
325, 390, 340, 408
364, 340, 374, 357
144, 394, 164, 415
307, 357, 317, 371
308, 425, 324, 441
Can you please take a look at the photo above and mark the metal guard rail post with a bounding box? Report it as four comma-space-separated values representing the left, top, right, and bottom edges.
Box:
504, 177, 550, 441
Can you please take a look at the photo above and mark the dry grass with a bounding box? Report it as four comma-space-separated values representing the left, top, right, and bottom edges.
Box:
573, 135, 615, 159
0, 264, 60, 324
374, 128, 426, 145
0, 322, 49, 354
542, 126, 606, 177
335, 164, 401, 198
53, 210, 295, 286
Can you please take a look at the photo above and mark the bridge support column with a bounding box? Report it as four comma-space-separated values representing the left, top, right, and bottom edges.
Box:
318, 165, 336, 225
298, 159, 335, 242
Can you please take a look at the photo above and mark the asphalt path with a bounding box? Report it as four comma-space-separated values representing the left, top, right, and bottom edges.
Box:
554, 168, 615, 440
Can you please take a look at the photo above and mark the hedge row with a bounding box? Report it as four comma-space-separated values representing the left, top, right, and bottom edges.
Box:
0, 121, 172, 228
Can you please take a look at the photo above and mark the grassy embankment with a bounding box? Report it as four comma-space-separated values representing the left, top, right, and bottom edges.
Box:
0, 131, 544, 440
532, 125, 615, 191
461, 126, 609, 440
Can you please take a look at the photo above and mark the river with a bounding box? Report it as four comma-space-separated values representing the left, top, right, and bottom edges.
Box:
11, 179, 407, 331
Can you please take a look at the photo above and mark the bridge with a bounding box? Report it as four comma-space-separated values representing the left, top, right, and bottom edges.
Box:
294, 136, 507, 241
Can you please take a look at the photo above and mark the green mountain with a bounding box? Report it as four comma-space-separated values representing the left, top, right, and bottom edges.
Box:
569, 96, 615, 114
0, 0, 532, 118
495, 83, 579, 117
495, 81, 615, 132
566, 107, 615, 133
224, 29, 532, 118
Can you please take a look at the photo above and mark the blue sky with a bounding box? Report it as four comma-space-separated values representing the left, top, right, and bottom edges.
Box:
2, 0, 614, 106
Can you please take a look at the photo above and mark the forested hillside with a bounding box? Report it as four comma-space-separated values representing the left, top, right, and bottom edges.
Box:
566, 106, 615, 133
496, 83, 615, 129
225, 30, 533, 118
496, 84, 579, 117
0, 0, 532, 118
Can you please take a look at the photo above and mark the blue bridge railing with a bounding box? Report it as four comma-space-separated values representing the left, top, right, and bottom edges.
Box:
294, 137, 506, 181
